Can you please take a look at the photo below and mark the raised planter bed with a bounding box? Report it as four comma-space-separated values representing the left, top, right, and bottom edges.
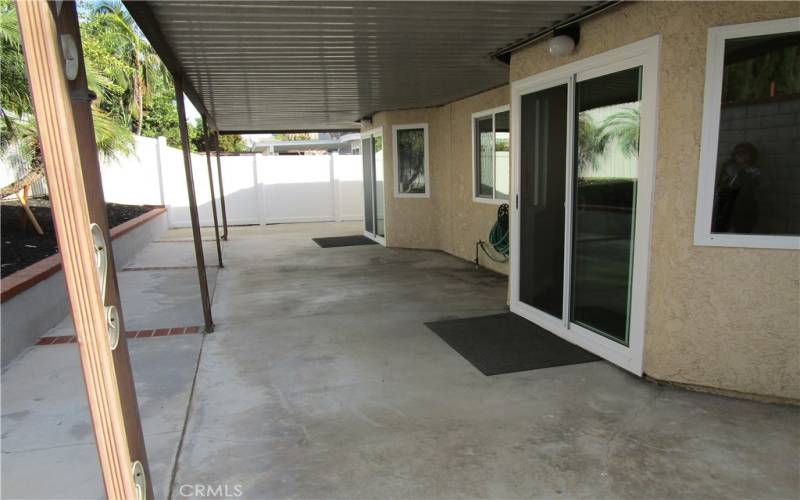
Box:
0, 206, 168, 367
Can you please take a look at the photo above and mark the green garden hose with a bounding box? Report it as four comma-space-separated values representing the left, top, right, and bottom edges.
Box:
475, 203, 509, 265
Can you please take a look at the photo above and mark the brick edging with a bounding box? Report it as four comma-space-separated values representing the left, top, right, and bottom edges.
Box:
36, 325, 201, 345
0, 207, 166, 303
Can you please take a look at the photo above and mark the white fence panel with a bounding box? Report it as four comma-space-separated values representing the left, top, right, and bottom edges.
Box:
3, 134, 365, 227
220, 155, 260, 226
334, 155, 364, 221
258, 155, 336, 224
101, 136, 164, 206
0, 141, 48, 197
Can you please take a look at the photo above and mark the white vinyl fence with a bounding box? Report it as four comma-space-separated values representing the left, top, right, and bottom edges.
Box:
0, 141, 48, 197
3, 135, 364, 228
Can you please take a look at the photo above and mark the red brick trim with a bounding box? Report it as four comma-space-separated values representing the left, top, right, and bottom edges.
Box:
121, 265, 219, 272
1, 207, 166, 303
152, 239, 216, 243
35, 324, 202, 345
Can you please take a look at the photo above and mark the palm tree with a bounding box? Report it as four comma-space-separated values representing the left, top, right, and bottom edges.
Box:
92, 1, 168, 135
600, 106, 640, 159
0, 0, 133, 198
577, 113, 609, 172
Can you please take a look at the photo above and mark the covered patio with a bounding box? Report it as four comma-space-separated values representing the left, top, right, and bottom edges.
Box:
3, 221, 798, 498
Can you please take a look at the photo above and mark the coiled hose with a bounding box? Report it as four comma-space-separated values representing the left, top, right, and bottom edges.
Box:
475, 203, 509, 265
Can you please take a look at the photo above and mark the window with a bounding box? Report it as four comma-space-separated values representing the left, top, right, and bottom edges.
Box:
695, 18, 800, 249
472, 106, 510, 202
393, 124, 429, 197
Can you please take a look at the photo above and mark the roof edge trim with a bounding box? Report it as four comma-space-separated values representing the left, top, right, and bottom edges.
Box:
489, 1, 621, 61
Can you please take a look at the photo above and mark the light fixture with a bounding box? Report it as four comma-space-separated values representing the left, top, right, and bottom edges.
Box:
60, 34, 79, 80
548, 35, 575, 57
548, 25, 580, 57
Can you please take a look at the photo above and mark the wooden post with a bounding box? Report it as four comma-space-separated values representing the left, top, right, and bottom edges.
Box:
202, 117, 223, 267
174, 75, 214, 333
213, 132, 229, 240
52, 6, 153, 495
16, 1, 150, 497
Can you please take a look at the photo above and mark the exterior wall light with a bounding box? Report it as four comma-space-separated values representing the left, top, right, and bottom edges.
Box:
548, 25, 580, 57
548, 34, 576, 57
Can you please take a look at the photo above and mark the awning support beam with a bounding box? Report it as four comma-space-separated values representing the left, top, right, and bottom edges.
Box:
16, 1, 152, 496
213, 132, 229, 240
174, 75, 214, 333
202, 117, 223, 267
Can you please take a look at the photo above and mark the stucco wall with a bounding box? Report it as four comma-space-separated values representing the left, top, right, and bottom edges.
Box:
511, 1, 799, 399
369, 108, 440, 250
368, 85, 511, 275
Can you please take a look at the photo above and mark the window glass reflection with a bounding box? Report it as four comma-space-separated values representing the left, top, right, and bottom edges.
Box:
712, 31, 800, 236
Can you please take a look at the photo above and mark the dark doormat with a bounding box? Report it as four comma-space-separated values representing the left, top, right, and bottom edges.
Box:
312, 235, 377, 248
425, 312, 600, 375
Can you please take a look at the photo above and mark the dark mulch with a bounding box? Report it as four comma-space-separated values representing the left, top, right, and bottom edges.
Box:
1, 197, 151, 278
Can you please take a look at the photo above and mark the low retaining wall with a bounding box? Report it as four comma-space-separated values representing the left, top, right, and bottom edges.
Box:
0, 207, 168, 368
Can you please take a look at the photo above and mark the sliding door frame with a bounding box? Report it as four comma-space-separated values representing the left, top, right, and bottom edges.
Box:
510, 36, 661, 375
361, 127, 386, 246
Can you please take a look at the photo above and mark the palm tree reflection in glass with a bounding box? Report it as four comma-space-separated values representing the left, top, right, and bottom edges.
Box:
397, 128, 426, 194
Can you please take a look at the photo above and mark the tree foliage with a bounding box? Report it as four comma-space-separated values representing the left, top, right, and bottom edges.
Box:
577, 105, 640, 172
0, 0, 135, 197
599, 107, 640, 159
722, 39, 800, 103
0, 0, 248, 197
82, 1, 169, 135
396, 129, 425, 193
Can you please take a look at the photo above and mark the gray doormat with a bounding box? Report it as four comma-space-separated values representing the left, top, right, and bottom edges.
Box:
312, 235, 377, 248
425, 312, 600, 375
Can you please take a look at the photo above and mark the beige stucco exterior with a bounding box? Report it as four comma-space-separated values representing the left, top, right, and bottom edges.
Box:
367, 1, 799, 400
510, 1, 799, 400
367, 85, 511, 275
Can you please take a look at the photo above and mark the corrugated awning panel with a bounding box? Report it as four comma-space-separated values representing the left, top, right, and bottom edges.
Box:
129, 1, 602, 132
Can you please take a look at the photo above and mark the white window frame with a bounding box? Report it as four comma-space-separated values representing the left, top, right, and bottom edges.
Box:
509, 35, 661, 376
392, 123, 430, 198
694, 17, 800, 250
471, 105, 511, 204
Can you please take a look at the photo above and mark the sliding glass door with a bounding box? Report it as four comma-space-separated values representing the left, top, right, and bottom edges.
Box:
572, 67, 641, 344
511, 37, 658, 374
362, 128, 385, 242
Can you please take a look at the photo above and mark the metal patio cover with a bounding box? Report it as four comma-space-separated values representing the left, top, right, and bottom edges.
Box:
124, 1, 603, 133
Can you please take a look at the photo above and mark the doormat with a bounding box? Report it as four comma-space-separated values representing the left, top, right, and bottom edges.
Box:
312, 235, 377, 248
425, 312, 599, 375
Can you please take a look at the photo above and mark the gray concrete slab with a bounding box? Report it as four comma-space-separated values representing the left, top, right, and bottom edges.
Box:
1, 335, 202, 499
115, 268, 219, 331
3, 222, 798, 499
172, 222, 799, 499
44, 267, 218, 337
156, 227, 221, 242
124, 240, 219, 269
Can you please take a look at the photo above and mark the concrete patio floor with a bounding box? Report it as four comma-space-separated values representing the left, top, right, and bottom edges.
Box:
2, 221, 798, 499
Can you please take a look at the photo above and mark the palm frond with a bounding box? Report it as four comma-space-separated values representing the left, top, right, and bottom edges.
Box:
91, 108, 134, 159
600, 107, 640, 159
0, 3, 20, 46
